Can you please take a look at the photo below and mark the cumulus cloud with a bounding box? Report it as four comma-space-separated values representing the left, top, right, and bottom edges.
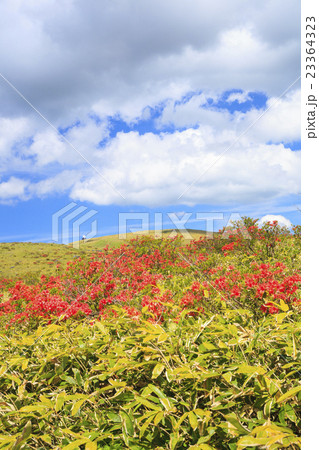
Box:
0, 177, 29, 201
66, 128, 300, 207
0, 87, 301, 206
0, 0, 300, 208
156, 89, 300, 144
226, 92, 252, 104
259, 214, 292, 228
0, 0, 300, 121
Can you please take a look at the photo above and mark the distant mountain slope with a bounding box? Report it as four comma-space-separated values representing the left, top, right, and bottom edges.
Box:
73, 228, 212, 250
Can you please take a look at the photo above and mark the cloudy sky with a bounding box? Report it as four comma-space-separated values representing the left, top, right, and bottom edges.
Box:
0, 0, 301, 241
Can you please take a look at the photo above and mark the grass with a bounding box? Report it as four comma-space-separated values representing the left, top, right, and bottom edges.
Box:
0, 242, 87, 282
0, 229, 211, 281
74, 228, 212, 251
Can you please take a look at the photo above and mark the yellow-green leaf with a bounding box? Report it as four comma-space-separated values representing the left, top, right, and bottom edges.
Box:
85, 442, 97, 450
237, 364, 266, 375
139, 414, 156, 438
71, 399, 86, 416
20, 405, 48, 413
154, 411, 164, 425
277, 385, 301, 404
95, 321, 108, 335
152, 363, 165, 379
40, 435, 52, 444
189, 411, 198, 430
12, 420, 32, 450
55, 392, 67, 412
157, 333, 168, 343
120, 411, 134, 436
135, 395, 162, 411
237, 436, 270, 448
159, 397, 172, 411
280, 300, 289, 312
62, 438, 89, 449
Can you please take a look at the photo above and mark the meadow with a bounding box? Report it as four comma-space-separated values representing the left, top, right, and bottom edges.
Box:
0, 219, 301, 449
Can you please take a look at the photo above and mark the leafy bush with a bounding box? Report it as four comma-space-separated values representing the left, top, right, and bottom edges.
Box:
0, 220, 301, 448
1, 309, 300, 449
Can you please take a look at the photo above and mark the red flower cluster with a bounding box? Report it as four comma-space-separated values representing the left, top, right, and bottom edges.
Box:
0, 222, 301, 326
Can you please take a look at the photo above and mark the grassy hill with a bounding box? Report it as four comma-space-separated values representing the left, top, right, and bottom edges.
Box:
0, 242, 86, 282
73, 228, 211, 251
0, 229, 210, 281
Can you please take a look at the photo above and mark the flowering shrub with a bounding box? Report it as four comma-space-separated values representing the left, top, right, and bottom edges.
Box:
0, 220, 300, 328
0, 219, 301, 448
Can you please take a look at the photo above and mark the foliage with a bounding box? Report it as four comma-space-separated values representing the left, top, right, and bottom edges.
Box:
0, 309, 300, 449
0, 220, 301, 448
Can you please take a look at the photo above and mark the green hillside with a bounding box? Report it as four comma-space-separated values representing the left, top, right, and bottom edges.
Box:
74, 228, 212, 251
0, 242, 86, 283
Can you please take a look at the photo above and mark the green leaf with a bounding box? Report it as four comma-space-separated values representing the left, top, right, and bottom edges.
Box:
40, 435, 52, 445
189, 411, 198, 430
120, 411, 134, 436
237, 436, 270, 448
85, 442, 97, 450
19, 405, 48, 413
12, 420, 32, 450
280, 300, 289, 312
175, 412, 189, 430
148, 384, 166, 399
95, 321, 108, 335
152, 363, 165, 379
55, 392, 67, 412
107, 412, 121, 423
237, 364, 266, 375
158, 333, 169, 343
263, 399, 273, 419
85, 441, 97, 450
277, 385, 301, 403
169, 433, 179, 450
202, 342, 217, 351
39, 395, 53, 407
224, 413, 248, 436
222, 372, 232, 383
139, 414, 156, 438
71, 398, 86, 416
61, 375, 77, 385
199, 445, 213, 450
154, 411, 164, 425
159, 397, 172, 411
62, 438, 89, 449
135, 396, 162, 411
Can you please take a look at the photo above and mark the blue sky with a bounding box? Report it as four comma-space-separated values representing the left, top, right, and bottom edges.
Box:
0, 0, 300, 242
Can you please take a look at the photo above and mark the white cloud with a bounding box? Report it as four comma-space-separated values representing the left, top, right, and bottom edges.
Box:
0, 0, 300, 122
64, 126, 300, 207
259, 214, 292, 228
0, 88, 300, 205
0, 177, 29, 201
0, 0, 300, 207
157, 89, 300, 145
226, 91, 252, 104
